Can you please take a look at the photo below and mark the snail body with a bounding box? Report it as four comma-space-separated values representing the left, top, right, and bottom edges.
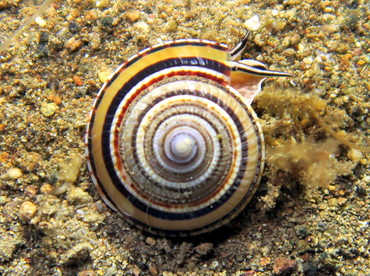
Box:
86, 33, 292, 236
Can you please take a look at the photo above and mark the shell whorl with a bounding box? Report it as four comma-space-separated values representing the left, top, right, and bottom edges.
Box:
86, 40, 268, 236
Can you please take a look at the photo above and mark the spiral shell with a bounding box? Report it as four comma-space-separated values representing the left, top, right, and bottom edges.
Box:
86, 34, 291, 236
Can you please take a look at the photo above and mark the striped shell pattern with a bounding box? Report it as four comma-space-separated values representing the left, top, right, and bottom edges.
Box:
86, 33, 292, 236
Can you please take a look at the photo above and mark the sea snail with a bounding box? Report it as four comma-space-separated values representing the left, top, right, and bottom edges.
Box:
86, 32, 292, 236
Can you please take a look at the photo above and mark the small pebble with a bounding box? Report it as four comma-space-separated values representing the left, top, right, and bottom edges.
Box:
67, 187, 91, 203
124, 10, 141, 22
98, 70, 112, 83
40, 183, 54, 194
22, 151, 43, 172
78, 269, 96, 276
295, 225, 310, 238
302, 262, 318, 275
289, 33, 301, 45
85, 10, 97, 21
357, 60, 366, 66
133, 267, 141, 276
61, 242, 93, 265
145, 237, 156, 246
19, 201, 37, 221
321, 24, 339, 33
134, 21, 150, 33
48, 94, 62, 105
73, 75, 83, 86
40, 102, 58, 117
328, 198, 338, 207
165, 20, 177, 32
100, 17, 119, 33
68, 21, 80, 34
100, 16, 115, 29
5, 168, 23, 179
337, 197, 347, 206
242, 270, 257, 276
347, 148, 363, 162
95, 0, 110, 8
297, 240, 310, 253
0, 152, 10, 162
148, 264, 158, 275
39, 31, 49, 44
195, 243, 213, 256
244, 15, 261, 31
35, 16, 46, 27
24, 185, 37, 197
38, 221, 54, 232
260, 257, 271, 266
273, 257, 297, 275
356, 185, 367, 197
328, 185, 336, 191
284, 0, 303, 4
65, 37, 83, 51
0, 196, 7, 204
58, 155, 83, 183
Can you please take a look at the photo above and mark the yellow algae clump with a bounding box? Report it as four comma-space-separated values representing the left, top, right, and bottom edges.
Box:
255, 87, 367, 191
267, 137, 341, 188
256, 88, 370, 153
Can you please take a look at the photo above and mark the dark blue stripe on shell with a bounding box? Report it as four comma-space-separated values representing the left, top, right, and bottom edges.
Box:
126, 174, 254, 237
112, 56, 229, 107
106, 41, 227, 88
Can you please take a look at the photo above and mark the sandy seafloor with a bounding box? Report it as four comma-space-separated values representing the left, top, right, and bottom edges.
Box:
0, 0, 369, 275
